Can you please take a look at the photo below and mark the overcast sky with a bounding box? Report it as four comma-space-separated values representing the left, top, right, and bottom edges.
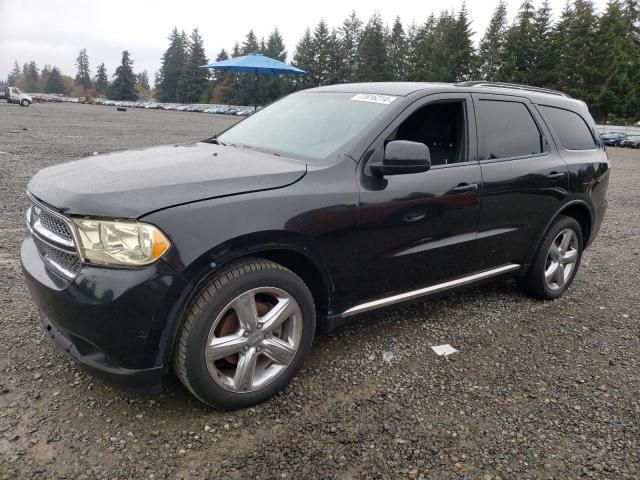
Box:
0, 0, 609, 81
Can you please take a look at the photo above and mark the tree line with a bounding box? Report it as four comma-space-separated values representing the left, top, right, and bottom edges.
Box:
5, 0, 640, 122
203, 0, 639, 122
6, 49, 149, 101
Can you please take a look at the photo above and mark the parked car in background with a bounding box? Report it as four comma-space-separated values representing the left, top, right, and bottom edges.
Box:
601, 131, 626, 146
22, 81, 609, 409
1, 86, 33, 106
620, 134, 640, 148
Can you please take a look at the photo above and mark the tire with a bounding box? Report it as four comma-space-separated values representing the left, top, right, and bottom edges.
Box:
174, 258, 315, 409
21, 99, 29, 107
518, 215, 583, 300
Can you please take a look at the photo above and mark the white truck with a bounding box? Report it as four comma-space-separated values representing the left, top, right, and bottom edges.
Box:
1, 86, 32, 106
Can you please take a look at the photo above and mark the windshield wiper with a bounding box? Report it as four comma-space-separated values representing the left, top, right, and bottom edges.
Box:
208, 138, 226, 146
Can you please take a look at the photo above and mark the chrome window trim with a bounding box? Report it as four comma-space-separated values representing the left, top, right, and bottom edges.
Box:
341, 264, 521, 316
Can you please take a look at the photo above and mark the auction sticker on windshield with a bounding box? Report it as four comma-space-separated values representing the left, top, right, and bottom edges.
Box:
351, 93, 397, 104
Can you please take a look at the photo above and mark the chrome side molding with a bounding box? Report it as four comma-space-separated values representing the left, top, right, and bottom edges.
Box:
341, 263, 521, 317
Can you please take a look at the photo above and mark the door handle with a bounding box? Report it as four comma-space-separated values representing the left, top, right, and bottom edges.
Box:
453, 183, 479, 192
546, 171, 566, 179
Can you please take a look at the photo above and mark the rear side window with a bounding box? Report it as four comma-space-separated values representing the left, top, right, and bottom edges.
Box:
539, 105, 596, 150
477, 100, 545, 160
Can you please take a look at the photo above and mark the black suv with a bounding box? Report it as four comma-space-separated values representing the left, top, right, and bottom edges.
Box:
22, 82, 609, 409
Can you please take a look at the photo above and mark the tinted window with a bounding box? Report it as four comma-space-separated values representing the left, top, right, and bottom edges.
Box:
540, 106, 596, 150
477, 100, 544, 160
389, 101, 466, 166
218, 92, 392, 162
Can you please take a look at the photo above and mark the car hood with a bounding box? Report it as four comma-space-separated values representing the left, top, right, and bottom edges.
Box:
28, 142, 307, 218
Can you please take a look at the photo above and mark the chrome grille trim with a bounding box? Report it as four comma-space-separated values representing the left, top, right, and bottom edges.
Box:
26, 192, 82, 279
33, 236, 82, 278
27, 192, 75, 248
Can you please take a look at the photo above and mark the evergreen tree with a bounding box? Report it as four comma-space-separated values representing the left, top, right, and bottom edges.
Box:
388, 16, 408, 80
264, 28, 289, 102
341, 11, 363, 82
108, 50, 138, 100
177, 28, 209, 103
449, 4, 476, 81
8, 61, 20, 85
155, 28, 188, 102
554, 0, 599, 103
356, 13, 389, 81
429, 11, 459, 81
478, 1, 508, 81
265, 28, 287, 60
312, 19, 332, 85
217, 49, 230, 61
499, 1, 537, 84
75, 48, 92, 88
242, 30, 260, 54
530, 0, 555, 86
24, 61, 40, 92
292, 28, 316, 89
45, 67, 66, 94
232, 42, 241, 57
326, 28, 346, 84
95, 63, 108, 94
40, 64, 52, 91
592, 0, 640, 120
409, 15, 438, 81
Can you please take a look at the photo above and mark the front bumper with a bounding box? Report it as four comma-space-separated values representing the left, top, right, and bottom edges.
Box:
21, 234, 187, 393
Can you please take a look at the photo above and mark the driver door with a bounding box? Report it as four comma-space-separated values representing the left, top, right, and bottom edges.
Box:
356, 93, 483, 303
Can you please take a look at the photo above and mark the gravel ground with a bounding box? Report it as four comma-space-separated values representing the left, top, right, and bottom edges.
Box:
0, 102, 638, 479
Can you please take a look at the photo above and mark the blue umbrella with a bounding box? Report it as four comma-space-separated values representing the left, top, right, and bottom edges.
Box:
201, 53, 306, 108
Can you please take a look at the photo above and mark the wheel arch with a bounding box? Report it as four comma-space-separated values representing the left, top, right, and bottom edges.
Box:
163, 234, 334, 367
524, 199, 593, 273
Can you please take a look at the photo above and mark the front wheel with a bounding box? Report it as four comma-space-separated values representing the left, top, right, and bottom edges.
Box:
174, 259, 315, 409
21, 99, 30, 107
518, 215, 583, 300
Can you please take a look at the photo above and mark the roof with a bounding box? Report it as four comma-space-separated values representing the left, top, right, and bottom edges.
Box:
307, 82, 583, 108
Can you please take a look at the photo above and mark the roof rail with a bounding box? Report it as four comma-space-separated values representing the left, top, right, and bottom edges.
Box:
455, 81, 571, 98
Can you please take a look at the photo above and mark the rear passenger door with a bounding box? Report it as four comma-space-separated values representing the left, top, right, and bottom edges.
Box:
472, 94, 569, 269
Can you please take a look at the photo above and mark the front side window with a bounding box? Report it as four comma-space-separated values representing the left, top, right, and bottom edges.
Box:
477, 100, 545, 160
387, 101, 467, 166
539, 105, 596, 150
218, 92, 393, 162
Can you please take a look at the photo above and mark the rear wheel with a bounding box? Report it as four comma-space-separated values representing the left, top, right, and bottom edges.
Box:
518, 215, 583, 300
174, 259, 315, 409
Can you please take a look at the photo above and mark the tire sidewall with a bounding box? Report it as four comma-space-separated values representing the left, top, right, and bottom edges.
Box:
539, 217, 584, 299
181, 264, 315, 409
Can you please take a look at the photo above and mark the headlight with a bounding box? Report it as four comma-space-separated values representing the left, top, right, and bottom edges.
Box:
72, 218, 170, 266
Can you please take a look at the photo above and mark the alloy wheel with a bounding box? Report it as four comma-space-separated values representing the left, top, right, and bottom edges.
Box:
205, 287, 303, 393
544, 228, 579, 290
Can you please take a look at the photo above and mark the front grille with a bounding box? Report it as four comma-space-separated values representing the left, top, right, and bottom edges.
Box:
37, 209, 73, 241
27, 193, 82, 279
33, 236, 82, 276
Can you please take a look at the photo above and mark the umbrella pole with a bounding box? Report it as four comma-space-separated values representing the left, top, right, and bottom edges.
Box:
254, 69, 258, 112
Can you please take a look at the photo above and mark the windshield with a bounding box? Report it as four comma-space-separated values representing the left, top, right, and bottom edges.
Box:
217, 92, 395, 161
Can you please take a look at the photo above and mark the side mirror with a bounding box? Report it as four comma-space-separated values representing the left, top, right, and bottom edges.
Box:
369, 140, 431, 176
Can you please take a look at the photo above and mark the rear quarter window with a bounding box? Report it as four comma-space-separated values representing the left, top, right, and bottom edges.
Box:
539, 105, 597, 150
476, 100, 545, 160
